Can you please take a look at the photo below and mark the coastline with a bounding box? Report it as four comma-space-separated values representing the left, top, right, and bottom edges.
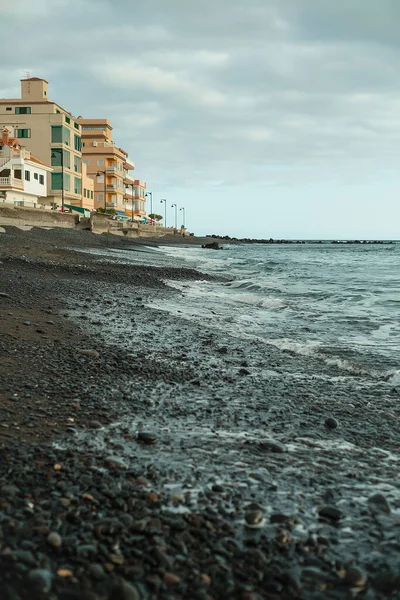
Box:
1, 226, 399, 600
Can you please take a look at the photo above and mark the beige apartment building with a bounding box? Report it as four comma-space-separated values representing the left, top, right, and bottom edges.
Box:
78, 118, 140, 214
0, 77, 83, 209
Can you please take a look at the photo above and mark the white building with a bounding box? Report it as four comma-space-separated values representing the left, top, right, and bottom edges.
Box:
0, 127, 52, 208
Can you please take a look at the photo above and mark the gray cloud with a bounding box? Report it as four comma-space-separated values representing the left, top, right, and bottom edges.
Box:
2, 0, 400, 237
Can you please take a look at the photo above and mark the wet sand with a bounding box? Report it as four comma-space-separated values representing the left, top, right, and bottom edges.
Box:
0, 226, 399, 600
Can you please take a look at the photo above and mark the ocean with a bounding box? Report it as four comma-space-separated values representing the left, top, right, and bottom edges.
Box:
152, 242, 400, 383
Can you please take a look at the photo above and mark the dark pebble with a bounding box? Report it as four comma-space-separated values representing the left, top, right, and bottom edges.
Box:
325, 417, 339, 429
137, 431, 157, 445
368, 493, 391, 515
318, 505, 343, 521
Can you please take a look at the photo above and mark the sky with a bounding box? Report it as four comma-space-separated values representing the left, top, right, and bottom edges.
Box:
1, 0, 400, 239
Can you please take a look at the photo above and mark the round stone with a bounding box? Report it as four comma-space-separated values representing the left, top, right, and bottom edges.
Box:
325, 417, 339, 429
345, 566, 368, 587
137, 431, 157, 445
47, 532, 62, 548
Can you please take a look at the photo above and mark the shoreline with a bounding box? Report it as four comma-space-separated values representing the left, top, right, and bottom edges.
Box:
0, 226, 399, 600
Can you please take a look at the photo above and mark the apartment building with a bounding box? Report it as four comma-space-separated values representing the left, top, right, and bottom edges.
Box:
0, 77, 83, 208
124, 179, 147, 219
0, 127, 52, 207
78, 118, 138, 213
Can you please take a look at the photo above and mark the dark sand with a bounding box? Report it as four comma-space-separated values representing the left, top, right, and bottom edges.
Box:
0, 226, 399, 600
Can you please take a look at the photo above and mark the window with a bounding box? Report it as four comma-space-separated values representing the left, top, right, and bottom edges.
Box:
15, 107, 31, 115
14, 169, 22, 179
97, 194, 103, 201
84, 189, 87, 198
97, 160, 104, 166
51, 126, 62, 143
65, 116, 71, 124
34, 173, 38, 180
64, 173, 70, 191
91, 191, 94, 199
51, 149, 70, 168
44, 91, 47, 96
51, 172, 70, 191
74, 134, 81, 152
74, 177, 81, 195
56, 109, 60, 114
51, 173, 62, 190
39, 174, 44, 185
74, 122, 79, 130
97, 175, 104, 183
16, 129, 31, 138
25, 170, 30, 181
74, 156, 81, 173
6, 107, 12, 111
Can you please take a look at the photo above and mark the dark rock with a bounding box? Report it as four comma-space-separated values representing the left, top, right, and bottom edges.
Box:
325, 417, 339, 429
137, 431, 157, 445
28, 569, 53, 593
318, 505, 343, 522
245, 510, 264, 526
345, 566, 368, 587
202, 242, 222, 250
368, 493, 391, 515
238, 368, 250, 375
109, 578, 140, 600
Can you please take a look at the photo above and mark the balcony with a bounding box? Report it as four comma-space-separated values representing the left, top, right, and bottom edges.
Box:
106, 201, 117, 207
106, 183, 117, 190
0, 176, 23, 188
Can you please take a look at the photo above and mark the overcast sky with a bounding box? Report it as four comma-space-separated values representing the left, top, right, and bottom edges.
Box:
2, 0, 400, 238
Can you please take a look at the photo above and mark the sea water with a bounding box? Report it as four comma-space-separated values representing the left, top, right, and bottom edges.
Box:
152, 242, 400, 382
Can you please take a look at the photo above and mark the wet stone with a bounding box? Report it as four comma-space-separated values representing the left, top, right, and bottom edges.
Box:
368, 493, 391, 515
137, 431, 157, 445
245, 510, 264, 526
345, 566, 368, 587
318, 505, 343, 522
28, 569, 53, 593
325, 417, 339, 429
259, 439, 287, 453
47, 532, 62, 548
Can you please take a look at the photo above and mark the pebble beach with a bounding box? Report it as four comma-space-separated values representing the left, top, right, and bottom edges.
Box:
0, 226, 399, 600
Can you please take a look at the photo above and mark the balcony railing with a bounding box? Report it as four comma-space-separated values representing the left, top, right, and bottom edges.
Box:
106, 201, 117, 207
0, 176, 23, 188
106, 183, 117, 189
106, 166, 117, 172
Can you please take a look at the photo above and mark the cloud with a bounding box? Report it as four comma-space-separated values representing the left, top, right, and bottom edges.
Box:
2, 0, 400, 237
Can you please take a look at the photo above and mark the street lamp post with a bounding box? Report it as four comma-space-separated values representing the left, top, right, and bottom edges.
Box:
145, 191, 153, 224
96, 171, 107, 212
130, 183, 134, 221
51, 149, 64, 211
160, 198, 167, 228
180, 207, 185, 228
171, 203, 177, 229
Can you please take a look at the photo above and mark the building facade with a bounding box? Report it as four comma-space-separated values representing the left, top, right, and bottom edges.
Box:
0, 128, 52, 207
124, 179, 147, 219
0, 77, 83, 209
78, 118, 140, 214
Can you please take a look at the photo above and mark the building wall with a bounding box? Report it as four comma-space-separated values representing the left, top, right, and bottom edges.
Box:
78, 117, 136, 213
0, 78, 83, 208
81, 162, 95, 210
